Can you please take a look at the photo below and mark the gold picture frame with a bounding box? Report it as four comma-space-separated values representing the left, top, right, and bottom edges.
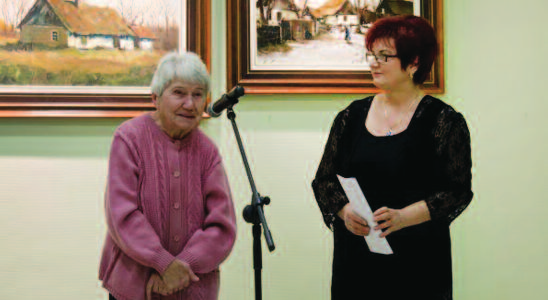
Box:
227, 0, 443, 94
0, 0, 210, 117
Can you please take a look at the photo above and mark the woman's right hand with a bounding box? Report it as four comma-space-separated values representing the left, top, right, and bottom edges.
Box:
146, 273, 168, 300
338, 203, 370, 236
160, 259, 199, 294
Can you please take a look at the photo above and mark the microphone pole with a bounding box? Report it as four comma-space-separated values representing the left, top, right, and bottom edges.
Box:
225, 103, 275, 300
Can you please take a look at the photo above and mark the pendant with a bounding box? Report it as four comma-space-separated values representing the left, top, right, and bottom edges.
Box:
386, 130, 392, 136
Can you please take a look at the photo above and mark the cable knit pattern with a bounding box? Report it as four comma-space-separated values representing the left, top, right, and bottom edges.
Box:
99, 113, 237, 300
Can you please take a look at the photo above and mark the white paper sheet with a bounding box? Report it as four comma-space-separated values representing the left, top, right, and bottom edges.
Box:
337, 175, 393, 255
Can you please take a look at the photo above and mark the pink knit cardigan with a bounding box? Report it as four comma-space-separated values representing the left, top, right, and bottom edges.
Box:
99, 114, 237, 300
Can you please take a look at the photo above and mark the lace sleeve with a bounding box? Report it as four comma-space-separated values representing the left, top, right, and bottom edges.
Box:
311, 110, 351, 230
425, 109, 474, 224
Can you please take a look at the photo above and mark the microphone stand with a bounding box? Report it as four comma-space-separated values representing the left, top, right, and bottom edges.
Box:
226, 106, 275, 300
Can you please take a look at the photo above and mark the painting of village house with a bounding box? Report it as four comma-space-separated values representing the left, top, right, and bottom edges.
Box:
253, 0, 418, 71
0, 0, 181, 89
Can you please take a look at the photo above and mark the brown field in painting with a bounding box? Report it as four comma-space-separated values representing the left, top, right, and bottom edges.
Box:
0, 36, 18, 46
0, 48, 165, 86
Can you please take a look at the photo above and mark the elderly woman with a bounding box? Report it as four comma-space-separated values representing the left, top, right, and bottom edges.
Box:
99, 52, 237, 300
312, 15, 473, 300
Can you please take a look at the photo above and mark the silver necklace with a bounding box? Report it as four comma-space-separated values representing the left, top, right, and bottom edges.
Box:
382, 94, 422, 136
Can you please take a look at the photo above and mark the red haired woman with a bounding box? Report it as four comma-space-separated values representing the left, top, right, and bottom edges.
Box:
312, 15, 473, 300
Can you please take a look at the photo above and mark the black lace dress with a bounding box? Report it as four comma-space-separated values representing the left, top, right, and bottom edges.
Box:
312, 96, 473, 300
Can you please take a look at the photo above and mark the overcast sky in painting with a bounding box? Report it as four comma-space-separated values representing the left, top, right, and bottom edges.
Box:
2, 0, 181, 27
80, 0, 181, 26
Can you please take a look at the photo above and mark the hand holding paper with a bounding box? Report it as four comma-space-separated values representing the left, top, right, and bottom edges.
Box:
337, 175, 393, 255
339, 204, 371, 236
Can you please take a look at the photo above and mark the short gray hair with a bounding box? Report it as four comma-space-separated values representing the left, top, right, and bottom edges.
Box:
150, 51, 210, 97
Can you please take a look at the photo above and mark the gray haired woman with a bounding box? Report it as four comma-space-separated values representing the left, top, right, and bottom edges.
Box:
99, 52, 237, 300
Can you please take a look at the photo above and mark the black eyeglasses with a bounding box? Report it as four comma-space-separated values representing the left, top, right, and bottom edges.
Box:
365, 52, 398, 64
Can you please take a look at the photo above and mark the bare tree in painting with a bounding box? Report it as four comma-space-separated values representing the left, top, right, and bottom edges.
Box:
300, 0, 308, 18
0, 0, 10, 34
161, 0, 171, 30
156, 0, 178, 51
15, 0, 30, 28
0, 0, 30, 34
256, 0, 275, 26
117, 0, 140, 25
145, 4, 160, 28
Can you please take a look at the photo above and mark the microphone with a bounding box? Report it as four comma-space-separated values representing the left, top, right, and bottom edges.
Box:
207, 85, 245, 118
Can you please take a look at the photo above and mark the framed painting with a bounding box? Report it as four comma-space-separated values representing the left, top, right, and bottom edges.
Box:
0, 0, 210, 117
227, 0, 443, 94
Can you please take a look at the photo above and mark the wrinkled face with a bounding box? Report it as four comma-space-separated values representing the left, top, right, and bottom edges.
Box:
368, 39, 416, 90
152, 80, 206, 139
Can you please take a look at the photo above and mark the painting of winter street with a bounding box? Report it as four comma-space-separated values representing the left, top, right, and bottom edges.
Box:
0, 0, 183, 93
252, 0, 420, 71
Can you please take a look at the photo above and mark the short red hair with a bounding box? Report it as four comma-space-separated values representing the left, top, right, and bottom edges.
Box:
366, 15, 438, 85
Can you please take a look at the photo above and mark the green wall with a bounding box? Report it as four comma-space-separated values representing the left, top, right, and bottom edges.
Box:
1, 0, 547, 299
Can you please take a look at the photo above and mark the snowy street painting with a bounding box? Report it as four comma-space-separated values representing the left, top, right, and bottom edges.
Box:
252, 0, 419, 71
